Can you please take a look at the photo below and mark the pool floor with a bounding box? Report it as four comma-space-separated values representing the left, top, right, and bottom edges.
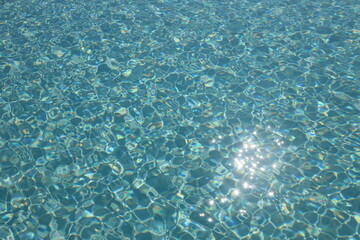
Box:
0, 0, 359, 239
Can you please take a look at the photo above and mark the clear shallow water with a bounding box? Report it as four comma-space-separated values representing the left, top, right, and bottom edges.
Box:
0, 0, 359, 239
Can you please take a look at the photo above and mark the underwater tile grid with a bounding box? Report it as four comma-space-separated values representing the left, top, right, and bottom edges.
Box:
0, 0, 359, 239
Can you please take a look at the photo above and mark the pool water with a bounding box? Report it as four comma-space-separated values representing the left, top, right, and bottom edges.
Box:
0, 0, 359, 239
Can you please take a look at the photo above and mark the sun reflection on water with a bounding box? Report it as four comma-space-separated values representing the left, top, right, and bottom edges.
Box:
193, 124, 288, 227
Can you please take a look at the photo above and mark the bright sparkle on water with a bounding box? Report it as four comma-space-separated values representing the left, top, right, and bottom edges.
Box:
196, 125, 286, 225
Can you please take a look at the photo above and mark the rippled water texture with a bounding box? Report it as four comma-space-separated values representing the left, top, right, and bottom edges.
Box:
0, 0, 359, 239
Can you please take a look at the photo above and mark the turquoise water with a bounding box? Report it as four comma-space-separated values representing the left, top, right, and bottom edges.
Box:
0, 0, 359, 239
